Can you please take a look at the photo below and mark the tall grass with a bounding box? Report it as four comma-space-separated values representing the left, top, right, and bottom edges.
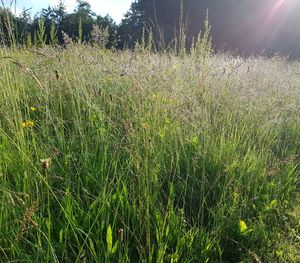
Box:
0, 46, 299, 262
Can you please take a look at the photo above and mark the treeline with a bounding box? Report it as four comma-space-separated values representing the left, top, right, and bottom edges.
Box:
121, 0, 300, 57
0, 1, 118, 48
1, 0, 300, 57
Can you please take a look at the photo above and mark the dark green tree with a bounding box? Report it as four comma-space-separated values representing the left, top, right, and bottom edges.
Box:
15, 8, 32, 45
64, 0, 95, 42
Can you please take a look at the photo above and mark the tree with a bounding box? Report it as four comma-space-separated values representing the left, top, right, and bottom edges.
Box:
0, 7, 17, 46
118, 0, 194, 49
73, 0, 95, 42
118, 0, 150, 48
118, 0, 300, 57
15, 8, 32, 45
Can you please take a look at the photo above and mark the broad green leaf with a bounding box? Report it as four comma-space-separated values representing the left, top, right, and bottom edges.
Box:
59, 229, 63, 243
89, 238, 97, 258
106, 224, 113, 253
112, 240, 119, 255
270, 199, 278, 208
191, 136, 199, 145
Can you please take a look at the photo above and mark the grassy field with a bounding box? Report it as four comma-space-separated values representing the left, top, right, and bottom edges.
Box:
0, 45, 299, 262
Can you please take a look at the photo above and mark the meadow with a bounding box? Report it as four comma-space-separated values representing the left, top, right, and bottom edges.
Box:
0, 45, 299, 262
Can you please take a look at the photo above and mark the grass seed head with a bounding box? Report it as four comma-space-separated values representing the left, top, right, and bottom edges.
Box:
118, 228, 124, 242
41, 158, 51, 170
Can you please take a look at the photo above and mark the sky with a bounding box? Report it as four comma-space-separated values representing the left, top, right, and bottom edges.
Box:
3, 0, 133, 23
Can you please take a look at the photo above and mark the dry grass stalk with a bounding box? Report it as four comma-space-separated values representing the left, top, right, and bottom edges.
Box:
17, 201, 38, 241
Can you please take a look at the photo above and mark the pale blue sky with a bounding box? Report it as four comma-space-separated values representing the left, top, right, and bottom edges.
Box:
3, 0, 133, 23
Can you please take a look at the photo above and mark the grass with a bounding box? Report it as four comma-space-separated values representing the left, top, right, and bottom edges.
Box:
0, 45, 299, 262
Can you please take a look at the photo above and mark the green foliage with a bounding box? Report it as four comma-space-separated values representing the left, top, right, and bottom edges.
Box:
36, 18, 47, 47
50, 22, 58, 46
0, 1, 117, 47
0, 7, 16, 47
26, 32, 32, 47
106, 225, 113, 253
191, 11, 212, 62
0, 44, 299, 262
1, 0, 300, 56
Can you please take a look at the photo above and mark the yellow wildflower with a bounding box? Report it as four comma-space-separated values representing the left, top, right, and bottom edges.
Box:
21, 120, 34, 128
239, 220, 248, 233
30, 107, 37, 112
239, 220, 253, 235
142, 122, 149, 129
191, 136, 199, 145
